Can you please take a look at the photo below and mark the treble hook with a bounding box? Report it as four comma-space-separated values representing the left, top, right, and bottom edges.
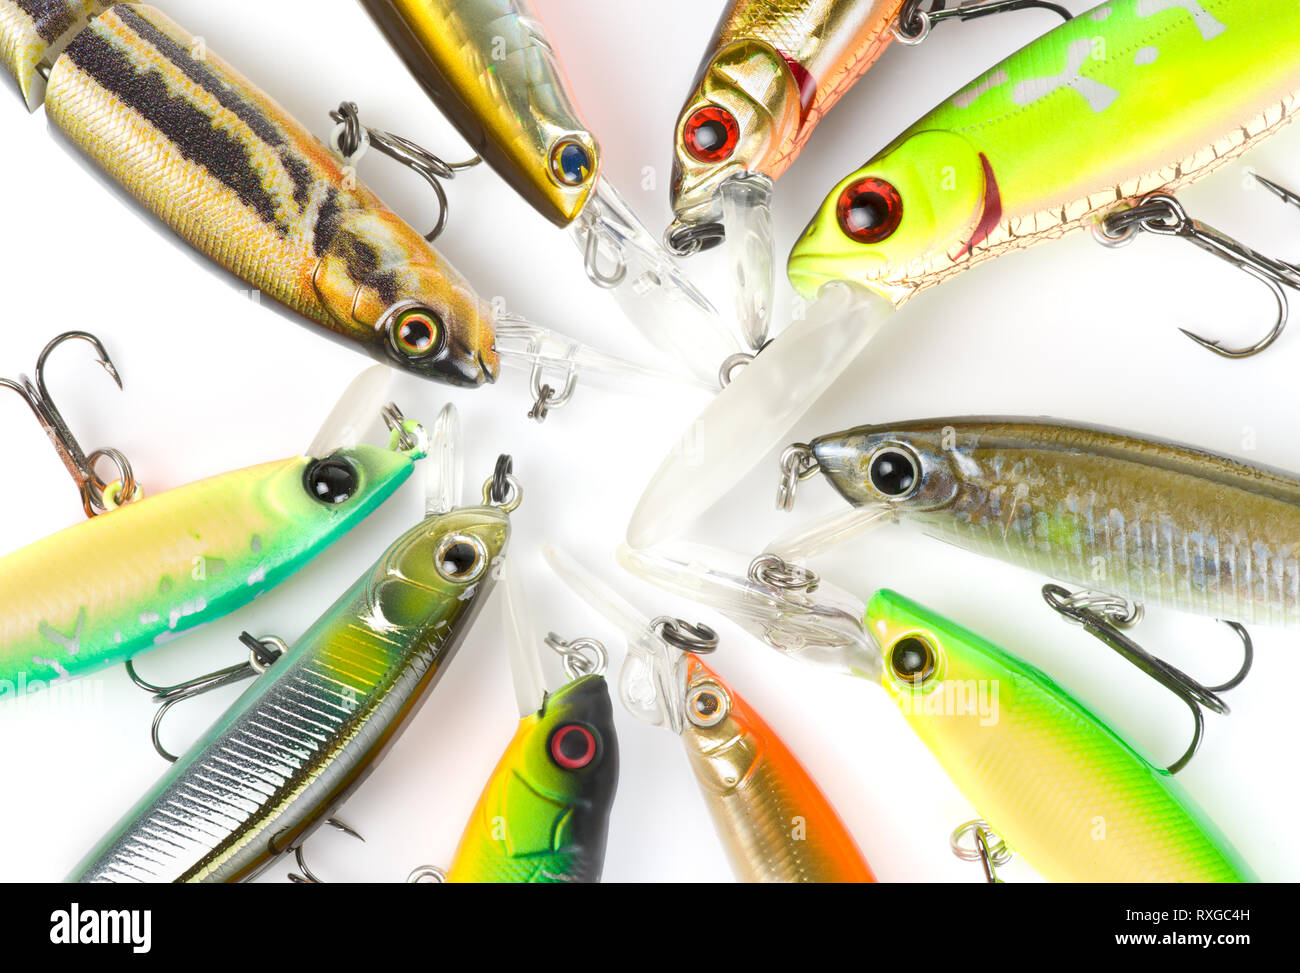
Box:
1098, 180, 1300, 358
0, 331, 137, 517
288, 818, 366, 884
329, 101, 481, 242
1043, 584, 1253, 774
126, 632, 286, 762
894, 0, 1072, 45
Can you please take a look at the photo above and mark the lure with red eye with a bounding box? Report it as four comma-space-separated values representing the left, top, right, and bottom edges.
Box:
446, 674, 619, 882
836, 177, 903, 244
683, 105, 740, 164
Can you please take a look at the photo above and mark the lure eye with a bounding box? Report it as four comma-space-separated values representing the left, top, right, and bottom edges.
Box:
682, 105, 739, 163
686, 682, 729, 728
836, 177, 903, 244
388, 306, 446, 360
550, 723, 597, 769
868, 448, 918, 497
550, 137, 594, 187
303, 456, 359, 505
434, 533, 488, 583
890, 636, 937, 684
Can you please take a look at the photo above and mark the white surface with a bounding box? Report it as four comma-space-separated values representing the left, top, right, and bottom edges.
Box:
0, 0, 1297, 883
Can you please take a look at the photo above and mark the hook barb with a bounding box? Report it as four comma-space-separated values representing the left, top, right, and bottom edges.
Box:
288, 818, 366, 884
1042, 584, 1252, 774
1, 331, 135, 516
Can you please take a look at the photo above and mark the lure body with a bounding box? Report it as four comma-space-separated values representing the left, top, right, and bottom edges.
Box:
672, 0, 904, 227
69, 504, 509, 883
788, 0, 1300, 302
867, 589, 1253, 882
447, 673, 618, 882
6, 2, 496, 386
0, 0, 103, 109
359, 0, 598, 227
678, 654, 873, 883
0, 444, 415, 689
813, 417, 1300, 627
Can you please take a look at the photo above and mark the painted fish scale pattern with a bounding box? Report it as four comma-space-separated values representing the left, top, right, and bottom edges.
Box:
83, 612, 439, 882
0, 459, 300, 684
953, 668, 1245, 881
714, 0, 903, 175
0, 0, 102, 109
888, 0, 1300, 300
43, 4, 483, 349
915, 441, 1300, 626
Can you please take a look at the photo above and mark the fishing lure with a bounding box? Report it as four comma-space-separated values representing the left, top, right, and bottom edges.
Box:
786, 416, 1300, 628
1, 348, 421, 693
418, 559, 618, 883
628, 0, 1300, 547
359, 0, 738, 381
547, 545, 874, 883
68, 421, 515, 883
1, 2, 694, 413
622, 544, 1256, 882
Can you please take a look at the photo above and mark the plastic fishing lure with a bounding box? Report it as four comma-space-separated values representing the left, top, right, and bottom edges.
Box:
359, 0, 738, 381
420, 557, 618, 883
628, 0, 1300, 547
68, 420, 514, 883
0, 358, 421, 693
0, 2, 698, 413
621, 545, 1255, 882
787, 416, 1300, 628
547, 545, 874, 883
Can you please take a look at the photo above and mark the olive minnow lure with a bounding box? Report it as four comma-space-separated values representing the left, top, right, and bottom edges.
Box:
621, 545, 1256, 882
413, 558, 618, 884
789, 0, 1300, 311
547, 544, 874, 883
359, 0, 738, 383
0, 364, 421, 692
628, 0, 1300, 547
668, 0, 1071, 350
68, 436, 516, 883
791, 416, 1300, 628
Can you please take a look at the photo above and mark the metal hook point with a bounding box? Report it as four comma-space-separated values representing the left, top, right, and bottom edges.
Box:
1, 331, 135, 517
1042, 584, 1252, 774
288, 818, 366, 884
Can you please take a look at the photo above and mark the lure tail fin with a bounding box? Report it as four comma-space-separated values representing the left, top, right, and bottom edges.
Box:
1, 0, 108, 110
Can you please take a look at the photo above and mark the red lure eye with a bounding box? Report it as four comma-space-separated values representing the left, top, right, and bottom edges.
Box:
550, 724, 597, 770
682, 106, 739, 163
836, 177, 903, 244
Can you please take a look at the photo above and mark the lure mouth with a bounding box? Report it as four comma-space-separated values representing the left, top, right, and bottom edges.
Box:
626, 282, 896, 550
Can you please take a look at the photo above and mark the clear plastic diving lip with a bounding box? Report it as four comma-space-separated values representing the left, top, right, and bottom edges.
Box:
569, 177, 742, 384
626, 281, 896, 550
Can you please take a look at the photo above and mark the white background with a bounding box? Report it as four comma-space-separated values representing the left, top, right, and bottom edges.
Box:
1, 0, 1298, 883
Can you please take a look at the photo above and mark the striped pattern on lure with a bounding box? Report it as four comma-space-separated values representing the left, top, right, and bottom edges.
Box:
447, 674, 618, 882
0, 0, 102, 109
360, 0, 599, 228
788, 0, 1300, 302
868, 589, 1253, 881
5, 2, 497, 386
812, 417, 1300, 627
672, 0, 905, 227
70, 504, 509, 883
0, 442, 416, 690
678, 654, 874, 883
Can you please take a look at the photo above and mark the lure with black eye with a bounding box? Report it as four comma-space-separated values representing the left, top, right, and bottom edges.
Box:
0, 442, 419, 691
446, 674, 619, 883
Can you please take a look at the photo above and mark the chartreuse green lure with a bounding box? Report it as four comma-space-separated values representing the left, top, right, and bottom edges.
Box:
0, 366, 422, 693
789, 0, 1300, 304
